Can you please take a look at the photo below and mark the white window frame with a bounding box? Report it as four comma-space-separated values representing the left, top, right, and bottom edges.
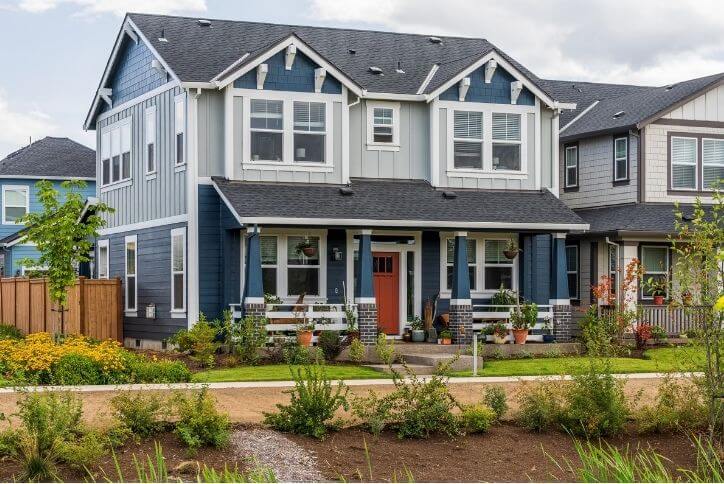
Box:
170, 227, 186, 314
439, 233, 518, 297
239, 90, 336, 172
100, 117, 132, 190
491, 112, 523, 173
292, 100, 328, 164
366, 101, 400, 151
2, 185, 29, 225
452, 110, 484, 171
174, 94, 186, 167
566, 244, 579, 300
702, 137, 724, 191
443, 238, 477, 291
124, 235, 138, 315
145, 106, 157, 176
670, 136, 698, 191
442, 101, 532, 177
260, 235, 278, 295
564, 145, 578, 188
640, 245, 669, 300
613, 136, 628, 181
97, 239, 109, 279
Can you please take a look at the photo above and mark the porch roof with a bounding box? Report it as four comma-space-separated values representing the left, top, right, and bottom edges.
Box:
211, 177, 588, 231
574, 203, 699, 236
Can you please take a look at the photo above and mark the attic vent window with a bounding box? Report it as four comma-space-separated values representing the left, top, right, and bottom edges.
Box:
612, 111, 625, 119
369, 66, 383, 74
428, 36, 443, 44
197, 19, 211, 26
158, 28, 168, 42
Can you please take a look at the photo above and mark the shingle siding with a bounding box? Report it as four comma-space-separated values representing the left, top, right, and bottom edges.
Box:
234, 50, 342, 94
109, 38, 168, 107
439, 64, 535, 106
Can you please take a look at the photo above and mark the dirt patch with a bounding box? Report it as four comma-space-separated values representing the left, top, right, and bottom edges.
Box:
289, 425, 698, 483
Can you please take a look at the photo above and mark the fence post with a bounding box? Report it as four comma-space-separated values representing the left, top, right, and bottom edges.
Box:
78, 276, 86, 335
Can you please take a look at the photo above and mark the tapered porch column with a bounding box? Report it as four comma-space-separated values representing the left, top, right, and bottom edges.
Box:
355, 230, 377, 344
450, 232, 473, 345
550, 233, 573, 341
243, 226, 265, 318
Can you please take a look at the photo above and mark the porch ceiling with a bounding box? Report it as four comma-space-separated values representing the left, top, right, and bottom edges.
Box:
211, 177, 588, 230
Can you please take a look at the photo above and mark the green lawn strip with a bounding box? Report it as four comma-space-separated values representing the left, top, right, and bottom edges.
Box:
192, 363, 388, 382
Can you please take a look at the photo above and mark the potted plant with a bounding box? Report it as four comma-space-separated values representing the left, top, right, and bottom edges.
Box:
491, 284, 516, 312
296, 320, 314, 347
644, 277, 667, 305
503, 238, 520, 260
488, 321, 508, 344
510, 302, 537, 344
264, 293, 282, 310
439, 329, 452, 345
541, 316, 555, 343
295, 238, 317, 257
681, 290, 693, 306
409, 316, 425, 342
402, 327, 412, 342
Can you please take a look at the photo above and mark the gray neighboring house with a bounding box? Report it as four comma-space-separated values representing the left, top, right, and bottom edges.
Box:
542, 73, 724, 313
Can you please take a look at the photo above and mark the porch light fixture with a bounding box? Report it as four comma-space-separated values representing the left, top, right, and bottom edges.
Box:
510, 81, 523, 105
458, 77, 471, 102
257, 63, 268, 90
331, 247, 343, 261
484, 59, 497, 83
285, 44, 297, 70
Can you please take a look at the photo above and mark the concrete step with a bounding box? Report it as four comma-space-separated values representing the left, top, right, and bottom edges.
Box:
365, 363, 436, 375
397, 352, 481, 372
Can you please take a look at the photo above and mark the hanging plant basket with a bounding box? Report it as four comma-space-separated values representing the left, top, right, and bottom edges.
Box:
296, 239, 318, 257
503, 249, 519, 260
302, 246, 317, 257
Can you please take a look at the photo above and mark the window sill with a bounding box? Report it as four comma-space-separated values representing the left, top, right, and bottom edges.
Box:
241, 162, 334, 173
100, 179, 133, 193
170, 311, 187, 319
125, 310, 138, 318
612, 178, 629, 186
446, 169, 527, 179
145, 173, 157, 181
174, 164, 187, 173
366, 143, 400, 152
563, 185, 579, 192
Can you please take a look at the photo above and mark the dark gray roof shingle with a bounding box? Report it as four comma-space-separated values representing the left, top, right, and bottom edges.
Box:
575, 203, 696, 235
212, 177, 586, 228
0, 137, 96, 179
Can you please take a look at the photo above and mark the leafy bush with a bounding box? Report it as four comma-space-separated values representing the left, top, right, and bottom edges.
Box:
264, 364, 348, 439
169, 314, 220, 367
650, 325, 668, 344
459, 404, 495, 434
348, 338, 365, 363
374, 332, 395, 365
483, 386, 508, 421
174, 388, 231, 451
124, 354, 192, 383
0, 324, 22, 340
50, 353, 102, 385
634, 323, 652, 350
636, 376, 707, 433
318, 330, 343, 361
283, 341, 311, 365
579, 307, 627, 357
111, 392, 168, 438
56, 429, 106, 470
516, 382, 564, 432
227, 313, 267, 365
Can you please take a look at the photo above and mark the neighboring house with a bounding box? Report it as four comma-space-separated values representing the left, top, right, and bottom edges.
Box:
543, 74, 724, 313
84, 13, 588, 347
0, 137, 96, 276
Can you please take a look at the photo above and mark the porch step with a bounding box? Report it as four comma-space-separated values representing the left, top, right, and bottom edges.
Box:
397, 352, 481, 372
365, 363, 437, 375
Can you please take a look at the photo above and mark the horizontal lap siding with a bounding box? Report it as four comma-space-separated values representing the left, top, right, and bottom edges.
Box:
198, 185, 222, 320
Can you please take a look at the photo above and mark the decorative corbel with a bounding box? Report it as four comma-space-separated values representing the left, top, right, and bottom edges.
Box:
257, 64, 269, 90
458, 77, 471, 101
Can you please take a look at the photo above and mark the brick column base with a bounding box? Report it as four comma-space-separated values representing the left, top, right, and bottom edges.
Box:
450, 303, 473, 345
553, 304, 573, 341
244, 302, 266, 319
358, 303, 378, 344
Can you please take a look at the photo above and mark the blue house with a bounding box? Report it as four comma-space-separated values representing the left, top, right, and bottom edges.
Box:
84, 13, 590, 348
0, 137, 96, 275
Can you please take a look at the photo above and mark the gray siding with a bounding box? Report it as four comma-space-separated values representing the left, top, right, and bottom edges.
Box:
540, 108, 554, 189
97, 85, 187, 227
349, 100, 430, 180
198, 90, 225, 177
560, 133, 638, 209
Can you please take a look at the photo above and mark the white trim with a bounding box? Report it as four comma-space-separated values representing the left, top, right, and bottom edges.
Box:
701, 137, 724, 190
640, 245, 670, 300
416, 64, 439, 95
560, 100, 599, 133
97, 239, 110, 279
186, 88, 199, 326
174, 94, 186, 166
127, 18, 180, 83
534, 98, 541, 189
2, 185, 29, 225
224, 85, 234, 179
450, 298, 472, 306
97, 214, 188, 235
179, 82, 215, 89
552, 232, 567, 239
614, 136, 628, 182
145, 173, 157, 182
454, 231, 468, 237
670, 136, 698, 191
100, 116, 133, 188
144, 105, 157, 175
20, 265, 49, 276
170, 227, 187, 314
551, 111, 560, 196
341, 86, 350, 184
564, 144, 579, 188
354, 297, 376, 304
94, 82, 178, 126
0, 175, 95, 181
244, 297, 265, 304
100, 179, 132, 193
430, 98, 440, 186
3, 236, 31, 248
359, 229, 373, 235
366, 100, 400, 150
124, 234, 138, 312
362, 92, 426, 101
211, 53, 250, 82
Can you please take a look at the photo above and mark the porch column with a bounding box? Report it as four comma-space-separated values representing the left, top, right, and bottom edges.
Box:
242, 226, 265, 318
550, 233, 573, 341
355, 230, 377, 344
450, 232, 473, 345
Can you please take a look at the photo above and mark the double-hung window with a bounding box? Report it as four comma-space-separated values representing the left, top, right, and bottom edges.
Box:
260, 236, 278, 295
614, 137, 628, 181
372, 107, 394, 143
445, 238, 476, 290
453, 110, 483, 169
702, 138, 724, 190
671, 136, 697, 190
641, 246, 669, 299
565, 145, 578, 188
97, 240, 109, 279
287, 236, 320, 296
566, 245, 579, 300
101, 119, 131, 186
293, 101, 326, 163
484, 240, 514, 290
174, 96, 185, 165
125, 235, 137, 313
145, 106, 156, 174
171, 228, 186, 312
366, 101, 399, 148
491, 113, 522, 171
2, 185, 28, 224
250, 99, 284, 161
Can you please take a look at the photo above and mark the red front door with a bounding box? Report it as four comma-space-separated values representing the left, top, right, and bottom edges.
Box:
373, 252, 399, 335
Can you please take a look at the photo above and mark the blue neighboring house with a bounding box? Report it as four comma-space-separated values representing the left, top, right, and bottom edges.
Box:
0, 137, 96, 276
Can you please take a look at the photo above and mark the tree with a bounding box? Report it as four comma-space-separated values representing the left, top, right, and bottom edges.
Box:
18, 180, 113, 332
671, 185, 723, 444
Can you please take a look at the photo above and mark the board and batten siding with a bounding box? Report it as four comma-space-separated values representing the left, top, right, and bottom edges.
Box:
662, 84, 724, 122
197, 90, 226, 177
96, 85, 187, 228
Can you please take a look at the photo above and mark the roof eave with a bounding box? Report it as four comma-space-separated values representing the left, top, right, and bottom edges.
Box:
635, 76, 724, 129
560, 124, 637, 143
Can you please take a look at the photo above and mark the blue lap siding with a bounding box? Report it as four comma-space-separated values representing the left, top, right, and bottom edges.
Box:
439, 64, 535, 105
108, 38, 169, 107
233, 50, 342, 94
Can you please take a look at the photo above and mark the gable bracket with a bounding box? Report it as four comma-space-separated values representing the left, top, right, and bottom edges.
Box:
98, 88, 113, 108
314, 68, 327, 93
256, 64, 268, 90
484, 59, 497, 84
123, 24, 138, 44
458, 77, 471, 102
510, 81, 523, 105
285, 45, 297, 70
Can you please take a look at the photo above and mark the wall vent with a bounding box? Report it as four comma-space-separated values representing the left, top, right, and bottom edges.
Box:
429, 36, 443, 44
369, 66, 383, 74
197, 19, 211, 26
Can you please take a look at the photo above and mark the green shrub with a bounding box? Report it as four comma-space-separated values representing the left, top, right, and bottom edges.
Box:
636, 376, 707, 433
0, 324, 22, 340
264, 364, 348, 439
483, 386, 508, 421
459, 404, 495, 434
56, 429, 106, 470
516, 382, 563, 432
0, 428, 19, 457
125, 355, 191, 383
174, 388, 231, 451
374, 332, 395, 365
650, 325, 668, 344
318, 330, 343, 361
283, 341, 311, 365
228, 313, 268, 365
348, 338, 365, 363
169, 314, 220, 367
579, 306, 628, 357
50, 353, 102, 385
110, 392, 168, 437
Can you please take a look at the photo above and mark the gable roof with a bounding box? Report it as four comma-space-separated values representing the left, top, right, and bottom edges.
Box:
575, 203, 699, 236
546, 72, 724, 140
0, 137, 96, 179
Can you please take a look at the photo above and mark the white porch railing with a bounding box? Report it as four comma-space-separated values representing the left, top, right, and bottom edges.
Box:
472, 304, 553, 343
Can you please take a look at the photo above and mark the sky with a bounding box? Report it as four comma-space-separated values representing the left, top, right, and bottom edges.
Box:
0, 0, 723, 158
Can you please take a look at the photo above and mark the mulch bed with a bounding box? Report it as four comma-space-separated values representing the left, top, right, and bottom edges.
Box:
289, 424, 699, 482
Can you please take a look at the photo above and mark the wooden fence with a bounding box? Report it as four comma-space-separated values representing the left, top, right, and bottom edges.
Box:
0, 277, 123, 341
601, 304, 707, 336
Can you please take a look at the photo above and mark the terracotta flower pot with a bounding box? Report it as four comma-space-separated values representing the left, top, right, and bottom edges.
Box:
301, 247, 317, 257
441, 337, 452, 345
512, 328, 528, 345
297, 330, 313, 347
653, 295, 665, 306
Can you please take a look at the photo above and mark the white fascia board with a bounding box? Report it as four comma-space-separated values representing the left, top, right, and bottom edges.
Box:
361, 92, 426, 101
4, 235, 30, 248
560, 100, 599, 133
210, 53, 250, 83
95, 81, 178, 125
214, 35, 364, 97
96, 214, 188, 235
416, 64, 440, 95
180, 82, 215, 89
0, 175, 95, 181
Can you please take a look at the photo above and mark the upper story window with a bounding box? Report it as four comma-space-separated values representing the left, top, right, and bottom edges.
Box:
491, 113, 521, 171
564, 144, 578, 188
453, 110, 483, 170
671, 136, 697, 190
174, 95, 185, 166
145, 106, 157, 174
100, 118, 131, 187
566, 245, 579, 300
702, 138, 724, 190
366, 101, 400, 150
251, 99, 284, 162
293, 101, 326, 163
613, 136, 628, 182
2, 185, 28, 224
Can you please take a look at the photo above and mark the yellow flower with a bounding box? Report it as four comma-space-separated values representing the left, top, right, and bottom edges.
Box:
715, 295, 724, 313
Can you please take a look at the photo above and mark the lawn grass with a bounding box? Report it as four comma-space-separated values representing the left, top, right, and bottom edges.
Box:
192, 363, 388, 382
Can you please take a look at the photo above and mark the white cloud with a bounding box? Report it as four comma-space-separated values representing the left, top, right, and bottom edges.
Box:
16, 0, 206, 16
310, 0, 724, 85
0, 89, 58, 158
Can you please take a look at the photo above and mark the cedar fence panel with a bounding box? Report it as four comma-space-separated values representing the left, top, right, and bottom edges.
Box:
0, 276, 123, 341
